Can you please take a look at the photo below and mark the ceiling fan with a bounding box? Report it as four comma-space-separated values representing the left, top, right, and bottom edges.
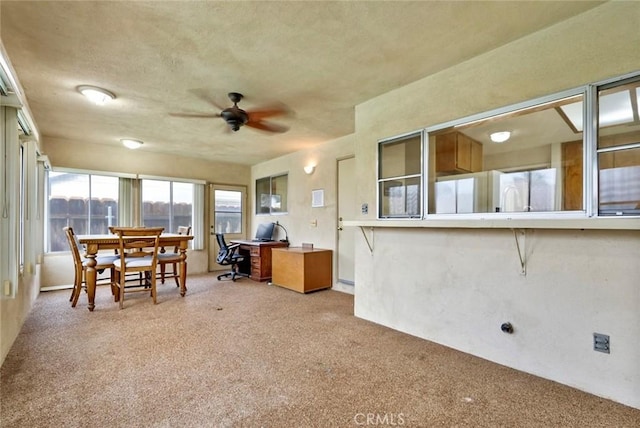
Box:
171, 91, 290, 133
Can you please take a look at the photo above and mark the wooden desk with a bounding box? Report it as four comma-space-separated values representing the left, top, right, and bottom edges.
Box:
271, 247, 333, 293
231, 240, 289, 282
78, 233, 193, 311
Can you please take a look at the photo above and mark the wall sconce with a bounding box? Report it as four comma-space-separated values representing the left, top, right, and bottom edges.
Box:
304, 165, 316, 175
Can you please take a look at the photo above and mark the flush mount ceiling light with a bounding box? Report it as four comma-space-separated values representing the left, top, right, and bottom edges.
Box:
77, 85, 115, 105
121, 139, 143, 149
490, 131, 511, 143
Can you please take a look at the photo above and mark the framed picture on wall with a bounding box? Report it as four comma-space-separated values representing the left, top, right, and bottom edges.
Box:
312, 189, 324, 208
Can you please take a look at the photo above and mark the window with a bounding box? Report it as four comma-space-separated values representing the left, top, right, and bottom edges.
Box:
256, 174, 288, 215
19, 143, 25, 268
378, 133, 422, 218
214, 189, 242, 233
596, 77, 640, 216
141, 179, 194, 233
376, 71, 640, 220
426, 93, 585, 215
47, 171, 119, 252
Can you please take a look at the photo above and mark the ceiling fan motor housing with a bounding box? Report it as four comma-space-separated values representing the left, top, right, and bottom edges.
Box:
221, 107, 249, 131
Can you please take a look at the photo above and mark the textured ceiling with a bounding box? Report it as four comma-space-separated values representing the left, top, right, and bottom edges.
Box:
0, 1, 603, 165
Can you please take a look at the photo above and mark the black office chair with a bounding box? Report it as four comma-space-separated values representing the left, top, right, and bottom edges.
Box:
215, 233, 249, 281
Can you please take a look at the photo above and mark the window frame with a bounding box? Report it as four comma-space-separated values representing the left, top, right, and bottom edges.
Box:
140, 178, 195, 234
255, 173, 289, 215
45, 169, 123, 252
377, 131, 424, 219
593, 74, 640, 217
45, 170, 205, 253
375, 71, 640, 222
426, 88, 588, 219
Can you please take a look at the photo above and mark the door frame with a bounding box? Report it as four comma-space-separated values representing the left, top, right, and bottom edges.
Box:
208, 183, 247, 272
335, 155, 356, 293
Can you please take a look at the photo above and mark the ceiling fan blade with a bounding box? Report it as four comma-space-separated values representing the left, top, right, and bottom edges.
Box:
169, 112, 221, 119
246, 103, 292, 121
188, 89, 226, 111
246, 120, 289, 133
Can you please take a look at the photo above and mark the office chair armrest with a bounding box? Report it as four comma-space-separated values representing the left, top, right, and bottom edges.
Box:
227, 243, 241, 251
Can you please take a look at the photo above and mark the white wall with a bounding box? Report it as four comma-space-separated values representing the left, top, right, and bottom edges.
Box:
352, 2, 640, 409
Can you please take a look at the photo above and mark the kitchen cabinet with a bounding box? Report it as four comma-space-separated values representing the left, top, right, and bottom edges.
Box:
435, 132, 483, 174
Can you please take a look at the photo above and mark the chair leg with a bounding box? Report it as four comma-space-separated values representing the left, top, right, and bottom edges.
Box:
160, 263, 166, 284
172, 263, 180, 287
150, 272, 157, 304
119, 270, 126, 309
71, 267, 83, 307
110, 268, 118, 298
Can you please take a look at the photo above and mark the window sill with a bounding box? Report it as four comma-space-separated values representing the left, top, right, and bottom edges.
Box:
344, 217, 640, 230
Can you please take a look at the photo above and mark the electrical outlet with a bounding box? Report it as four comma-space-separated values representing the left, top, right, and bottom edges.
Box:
593, 333, 610, 354
3, 280, 11, 296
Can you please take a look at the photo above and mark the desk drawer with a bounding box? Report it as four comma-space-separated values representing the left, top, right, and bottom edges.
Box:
250, 266, 262, 278
251, 257, 262, 269
250, 247, 261, 257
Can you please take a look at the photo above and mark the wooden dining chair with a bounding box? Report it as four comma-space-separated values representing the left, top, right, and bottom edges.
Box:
158, 225, 191, 287
111, 226, 164, 309
63, 226, 118, 308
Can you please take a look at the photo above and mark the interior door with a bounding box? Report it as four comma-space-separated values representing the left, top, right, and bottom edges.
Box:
337, 156, 356, 287
209, 184, 247, 272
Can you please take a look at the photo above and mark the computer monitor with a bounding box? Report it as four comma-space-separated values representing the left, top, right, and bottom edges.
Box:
254, 222, 275, 241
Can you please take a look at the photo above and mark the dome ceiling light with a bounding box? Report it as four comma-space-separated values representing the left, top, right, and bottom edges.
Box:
78, 85, 116, 105
121, 139, 143, 149
490, 131, 511, 143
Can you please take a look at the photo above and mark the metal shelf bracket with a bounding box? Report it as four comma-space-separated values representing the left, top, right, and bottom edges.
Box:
359, 226, 374, 254
512, 228, 527, 276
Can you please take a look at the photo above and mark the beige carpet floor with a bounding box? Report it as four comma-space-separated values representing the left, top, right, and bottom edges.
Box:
1, 274, 638, 427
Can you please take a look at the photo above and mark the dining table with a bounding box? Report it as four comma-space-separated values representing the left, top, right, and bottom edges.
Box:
77, 233, 194, 311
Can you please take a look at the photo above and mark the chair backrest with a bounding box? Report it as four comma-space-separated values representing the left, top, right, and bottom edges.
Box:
63, 226, 83, 268
173, 226, 192, 252
215, 233, 233, 265
110, 227, 164, 268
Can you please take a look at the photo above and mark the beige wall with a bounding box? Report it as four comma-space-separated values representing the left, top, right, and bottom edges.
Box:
43, 137, 251, 184
251, 134, 355, 293
41, 137, 251, 287
0, 266, 41, 363
352, 2, 640, 409
2, 1, 638, 410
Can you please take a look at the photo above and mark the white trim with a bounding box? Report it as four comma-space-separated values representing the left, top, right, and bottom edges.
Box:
427, 87, 586, 135
345, 217, 640, 230
52, 167, 137, 179
192, 184, 205, 250
137, 174, 206, 185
